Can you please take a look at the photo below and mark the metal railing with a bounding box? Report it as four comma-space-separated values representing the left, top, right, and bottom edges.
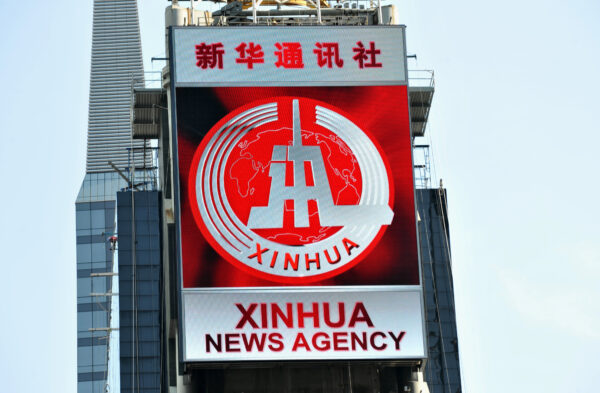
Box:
212, 0, 385, 25
413, 144, 431, 189
126, 146, 160, 192
143, 70, 163, 89
408, 69, 434, 88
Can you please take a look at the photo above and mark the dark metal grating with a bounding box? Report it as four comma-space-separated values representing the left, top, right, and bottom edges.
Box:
132, 88, 166, 139
409, 86, 434, 138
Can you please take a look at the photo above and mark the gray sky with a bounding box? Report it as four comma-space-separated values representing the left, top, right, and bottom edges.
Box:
0, 0, 598, 392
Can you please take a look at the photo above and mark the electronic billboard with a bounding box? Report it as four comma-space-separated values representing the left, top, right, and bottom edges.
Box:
170, 26, 425, 362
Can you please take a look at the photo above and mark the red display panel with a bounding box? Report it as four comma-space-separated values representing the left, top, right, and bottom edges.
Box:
176, 85, 418, 288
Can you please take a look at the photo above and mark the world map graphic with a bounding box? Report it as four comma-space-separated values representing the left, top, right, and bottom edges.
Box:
224, 126, 363, 245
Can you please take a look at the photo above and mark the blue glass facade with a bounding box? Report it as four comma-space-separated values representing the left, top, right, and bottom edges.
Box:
117, 191, 162, 393
76, 172, 131, 393
416, 188, 462, 393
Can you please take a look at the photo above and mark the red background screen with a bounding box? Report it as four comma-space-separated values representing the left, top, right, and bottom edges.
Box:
176, 86, 419, 287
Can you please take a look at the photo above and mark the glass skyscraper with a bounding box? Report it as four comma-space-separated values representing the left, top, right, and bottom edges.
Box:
75, 1, 147, 392
76, 174, 124, 393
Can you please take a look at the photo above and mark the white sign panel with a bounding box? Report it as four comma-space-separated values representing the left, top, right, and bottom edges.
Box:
172, 26, 407, 86
183, 289, 425, 361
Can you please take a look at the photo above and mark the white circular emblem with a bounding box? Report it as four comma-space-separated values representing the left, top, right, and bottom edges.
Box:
189, 97, 394, 283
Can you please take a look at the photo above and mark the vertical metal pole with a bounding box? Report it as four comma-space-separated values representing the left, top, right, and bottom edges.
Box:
131, 187, 135, 393
347, 364, 353, 393
377, 0, 383, 24
317, 0, 322, 24
252, 0, 257, 24
190, 0, 195, 26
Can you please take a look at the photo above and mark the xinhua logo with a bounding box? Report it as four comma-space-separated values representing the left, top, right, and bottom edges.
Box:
189, 97, 394, 283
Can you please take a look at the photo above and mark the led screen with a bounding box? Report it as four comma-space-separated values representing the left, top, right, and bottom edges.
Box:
171, 26, 425, 362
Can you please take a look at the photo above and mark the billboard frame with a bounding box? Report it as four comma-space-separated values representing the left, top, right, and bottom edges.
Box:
167, 25, 427, 365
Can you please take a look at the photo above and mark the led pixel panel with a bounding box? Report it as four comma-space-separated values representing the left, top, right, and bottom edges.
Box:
171, 26, 425, 362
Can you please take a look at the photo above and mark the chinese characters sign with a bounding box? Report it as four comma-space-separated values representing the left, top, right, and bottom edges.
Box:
195, 40, 380, 70
173, 26, 407, 86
